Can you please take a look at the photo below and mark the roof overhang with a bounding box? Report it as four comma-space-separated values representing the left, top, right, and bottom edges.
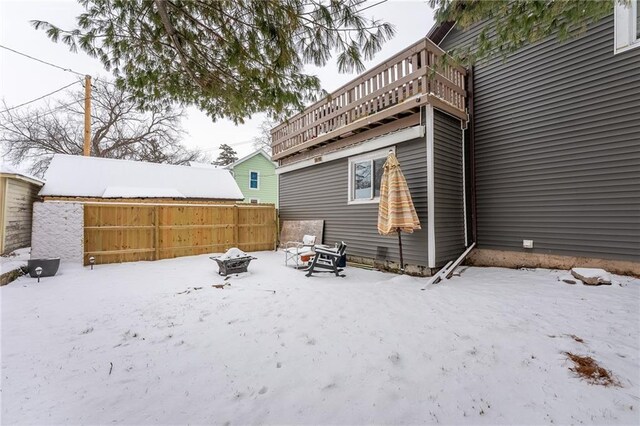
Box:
275, 125, 425, 175
228, 149, 276, 169
0, 173, 45, 187
426, 20, 456, 46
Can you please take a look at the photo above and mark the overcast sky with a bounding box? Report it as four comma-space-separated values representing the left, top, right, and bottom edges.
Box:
0, 0, 436, 164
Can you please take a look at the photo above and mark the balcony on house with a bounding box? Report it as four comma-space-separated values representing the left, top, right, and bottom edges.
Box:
271, 38, 467, 163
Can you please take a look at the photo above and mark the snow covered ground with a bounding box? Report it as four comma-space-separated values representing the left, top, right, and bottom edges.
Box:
1, 251, 639, 425
0, 247, 30, 275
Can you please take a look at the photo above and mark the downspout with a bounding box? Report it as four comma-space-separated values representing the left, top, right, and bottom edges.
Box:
467, 66, 478, 245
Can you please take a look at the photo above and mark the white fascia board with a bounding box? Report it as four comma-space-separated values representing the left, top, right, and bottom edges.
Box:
275, 125, 425, 175
230, 149, 277, 169
0, 173, 45, 186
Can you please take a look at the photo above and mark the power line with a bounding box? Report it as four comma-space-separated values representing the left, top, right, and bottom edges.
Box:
357, 0, 389, 14
34, 99, 84, 118
0, 44, 120, 87
0, 80, 82, 114
1, 98, 83, 119
0, 44, 86, 77
199, 138, 257, 152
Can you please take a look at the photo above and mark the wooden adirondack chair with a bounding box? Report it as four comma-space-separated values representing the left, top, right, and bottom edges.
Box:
305, 242, 347, 277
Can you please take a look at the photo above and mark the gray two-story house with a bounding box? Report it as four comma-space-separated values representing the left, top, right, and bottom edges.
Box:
272, 5, 640, 276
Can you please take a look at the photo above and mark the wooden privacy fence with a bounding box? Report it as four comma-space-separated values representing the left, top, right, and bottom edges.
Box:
83, 203, 277, 265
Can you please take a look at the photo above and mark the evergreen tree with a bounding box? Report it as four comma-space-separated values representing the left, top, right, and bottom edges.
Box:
430, 0, 616, 65
214, 144, 238, 167
33, 0, 395, 123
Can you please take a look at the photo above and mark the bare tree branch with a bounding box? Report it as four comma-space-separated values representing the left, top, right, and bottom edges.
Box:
0, 79, 206, 176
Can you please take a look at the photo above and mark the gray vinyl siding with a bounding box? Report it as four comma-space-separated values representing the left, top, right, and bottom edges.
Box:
433, 110, 465, 266
440, 15, 640, 262
279, 138, 429, 266
4, 178, 40, 253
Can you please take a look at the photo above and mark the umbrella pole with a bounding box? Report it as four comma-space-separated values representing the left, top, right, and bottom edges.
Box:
397, 228, 404, 274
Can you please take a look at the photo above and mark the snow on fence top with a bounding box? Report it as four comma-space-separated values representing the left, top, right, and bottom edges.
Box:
39, 154, 244, 200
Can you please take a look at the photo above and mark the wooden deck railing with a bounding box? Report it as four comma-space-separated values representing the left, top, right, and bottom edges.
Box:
271, 38, 467, 161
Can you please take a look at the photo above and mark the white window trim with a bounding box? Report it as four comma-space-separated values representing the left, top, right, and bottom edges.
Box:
249, 170, 260, 190
614, 0, 640, 54
347, 147, 395, 205
249, 198, 260, 204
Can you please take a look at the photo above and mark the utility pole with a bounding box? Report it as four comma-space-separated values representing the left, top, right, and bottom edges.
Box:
83, 75, 92, 156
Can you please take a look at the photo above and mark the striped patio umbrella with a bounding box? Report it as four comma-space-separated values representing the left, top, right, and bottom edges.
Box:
377, 152, 421, 273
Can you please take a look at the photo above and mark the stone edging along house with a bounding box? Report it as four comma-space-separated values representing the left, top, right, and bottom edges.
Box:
271, 4, 640, 276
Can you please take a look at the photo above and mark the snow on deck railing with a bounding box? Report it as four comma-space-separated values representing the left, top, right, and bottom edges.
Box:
271, 38, 466, 161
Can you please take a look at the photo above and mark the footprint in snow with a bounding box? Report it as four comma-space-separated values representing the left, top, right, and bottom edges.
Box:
388, 352, 401, 365
258, 386, 268, 395
322, 382, 337, 391
122, 330, 140, 340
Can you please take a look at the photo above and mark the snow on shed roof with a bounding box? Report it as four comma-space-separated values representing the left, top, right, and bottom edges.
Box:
39, 154, 244, 200
101, 187, 186, 198
0, 162, 44, 185
189, 161, 219, 169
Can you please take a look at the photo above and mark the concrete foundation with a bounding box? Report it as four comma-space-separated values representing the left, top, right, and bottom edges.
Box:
347, 254, 434, 277
466, 248, 640, 277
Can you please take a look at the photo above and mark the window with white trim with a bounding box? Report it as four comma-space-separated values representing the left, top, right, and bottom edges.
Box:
347, 148, 394, 204
249, 198, 259, 204
249, 171, 259, 189
614, 0, 640, 54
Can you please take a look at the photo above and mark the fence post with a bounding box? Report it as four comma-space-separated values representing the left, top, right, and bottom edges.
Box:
154, 205, 160, 260
233, 204, 239, 248
274, 208, 279, 251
